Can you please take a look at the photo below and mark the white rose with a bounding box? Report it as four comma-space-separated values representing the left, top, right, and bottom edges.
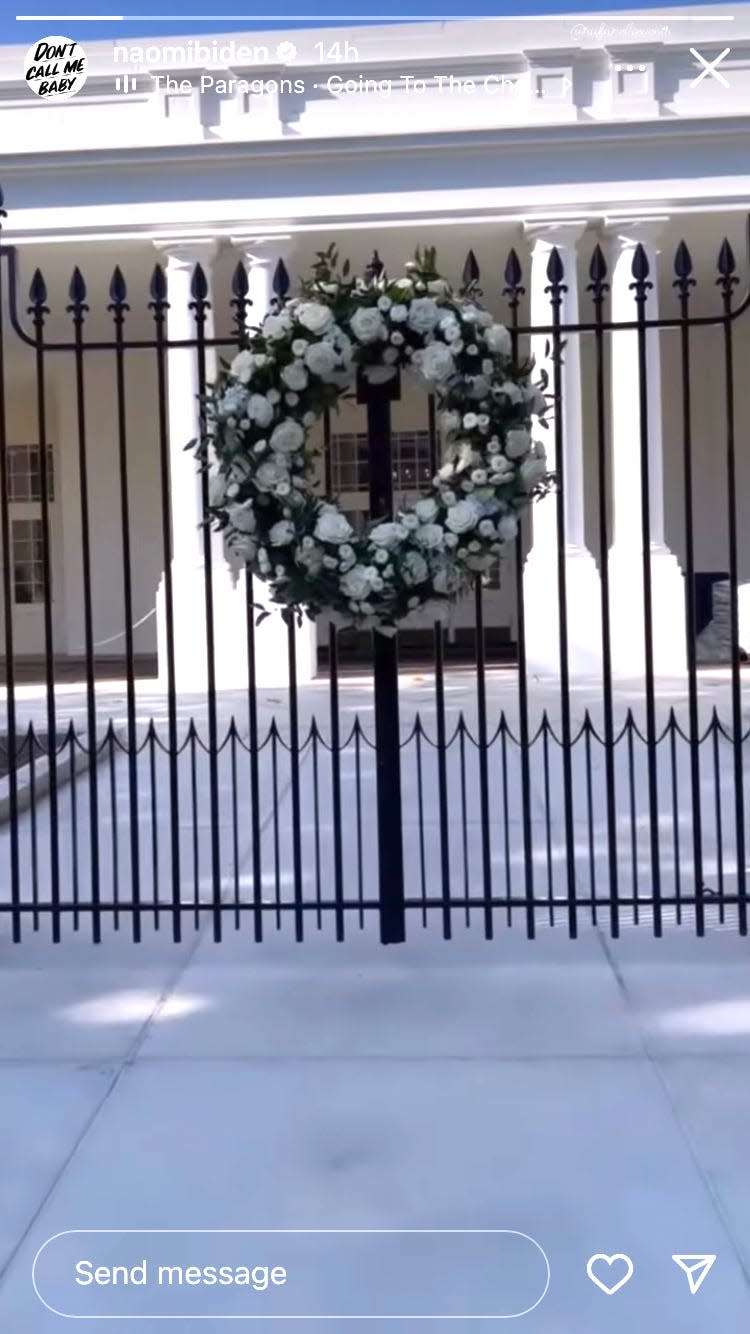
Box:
402, 551, 429, 585
463, 413, 479, 430
415, 523, 444, 550
485, 323, 512, 357
270, 419, 305, 454
505, 427, 531, 459
263, 313, 289, 340
340, 565, 372, 601
444, 499, 481, 535
314, 507, 354, 545
254, 459, 289, 493
472, 469, 488, 485
497, 514, 519, 541
269, 519, 295, 546
291, 338, 308, 356
226, 498, 257, 532
296, 301, 334, 335
369, 521, 406, 550
247, 394, 274, 428
389, 304, 408, 323
230, 350, 254, 383
377, 295, 392, 311
407, 297, 440, 334
281, 361, 308, 391
304, 341, 338, 377
419, 342, 455, 383
414, 497, 438, 523
350, 305, 387, 344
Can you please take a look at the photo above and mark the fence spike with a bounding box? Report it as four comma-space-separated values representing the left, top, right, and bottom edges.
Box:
29, 267, 48, 310
108, 264, 128, 307
272, 257, 290, 304
717, 237, 736, 278
461, 248, 481, 292
232, 259, 249, 300
364, 249, 384, 285
588, 242, 608, 289
149, 263, 168, 306
68, 265, 88, 310
0, 182, 6, 220
503, 246, 523, 296
631, 241, 650, 284
190, 262, 208, 303
673, 239, 695, 297
545, 245, 565, 287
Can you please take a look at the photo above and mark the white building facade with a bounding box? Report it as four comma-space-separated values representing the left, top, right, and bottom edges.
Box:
1, 8, 749, 685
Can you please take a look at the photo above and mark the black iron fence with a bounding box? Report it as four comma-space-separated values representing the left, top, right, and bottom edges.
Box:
1, 188, 749, 945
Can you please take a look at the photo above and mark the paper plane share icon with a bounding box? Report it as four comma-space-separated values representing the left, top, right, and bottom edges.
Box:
672, 1255, 717, 1294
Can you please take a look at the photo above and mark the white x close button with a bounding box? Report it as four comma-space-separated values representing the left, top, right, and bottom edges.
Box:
690, 47, 731, 87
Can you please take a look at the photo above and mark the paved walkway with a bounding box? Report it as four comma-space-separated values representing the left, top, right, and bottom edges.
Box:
0, 919, 749, 1329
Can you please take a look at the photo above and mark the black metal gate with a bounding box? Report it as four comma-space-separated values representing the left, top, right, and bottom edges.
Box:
1, 189, 749, 945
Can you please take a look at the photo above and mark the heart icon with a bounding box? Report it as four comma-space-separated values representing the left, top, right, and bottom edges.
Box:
586, 1253, 634, 1295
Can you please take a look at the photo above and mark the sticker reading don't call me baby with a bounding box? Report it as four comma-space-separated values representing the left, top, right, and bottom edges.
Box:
24, 37, 87, 101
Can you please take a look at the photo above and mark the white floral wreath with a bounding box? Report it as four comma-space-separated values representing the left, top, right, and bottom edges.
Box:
202, 246, 550, 627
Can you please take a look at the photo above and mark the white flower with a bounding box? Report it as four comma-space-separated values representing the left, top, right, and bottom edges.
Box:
505, 427, 531, 459
478, 519, 496, 537
296, 301, 334, 335
520, 449, 547, 488
463, 412, 479, 430
400, 513, 419, 531
303, 411, 317, 427
472, 469, 488, 485
304, 341, 338, 377
270, 419, 305, 454
226, 499, 257, 532
497, 514, 519, 541
314, 507, 354, 545
323, 555, 338, 570
402, 551, 429, 585
263, 313, 289, 340
340, 565, 373, 601
443, 531, 459, 548
445, 498, 481, 535
285, 392, 299, 407
373, 548, 390, 566
390, 331, 404, 347
467, 343, 478, 356
419, 342, 455, 383
477, 414, 490, 431
269, 519, 295, 546
267, 389, 281, 405
281, 361, 308, 391
415, 497, 438, 523
484, 323, 512, 357
377, 295, 392, 311
247, 394, 274, 427
389, 304, 408, 322
230, 350, 254, 383
254, 458, 289, 492
291, 338, 309, 356
415, 523, 444, 550
369, 521, 406, 550
407, 297, 440, 334
439, 316, 461, 343
490, 455, 514, 480
350, 305, 387, 344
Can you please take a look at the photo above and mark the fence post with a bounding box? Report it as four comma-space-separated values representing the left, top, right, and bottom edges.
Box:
357, 368, 406, 944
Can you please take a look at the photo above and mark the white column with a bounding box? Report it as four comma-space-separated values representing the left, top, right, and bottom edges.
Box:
606, 219, 686, 676
230, 236, 317, 687
523, 222, 602, 677
155, 238, 250, 692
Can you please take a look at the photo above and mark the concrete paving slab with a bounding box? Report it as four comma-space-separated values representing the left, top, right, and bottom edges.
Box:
0, 1056, 747, 1331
